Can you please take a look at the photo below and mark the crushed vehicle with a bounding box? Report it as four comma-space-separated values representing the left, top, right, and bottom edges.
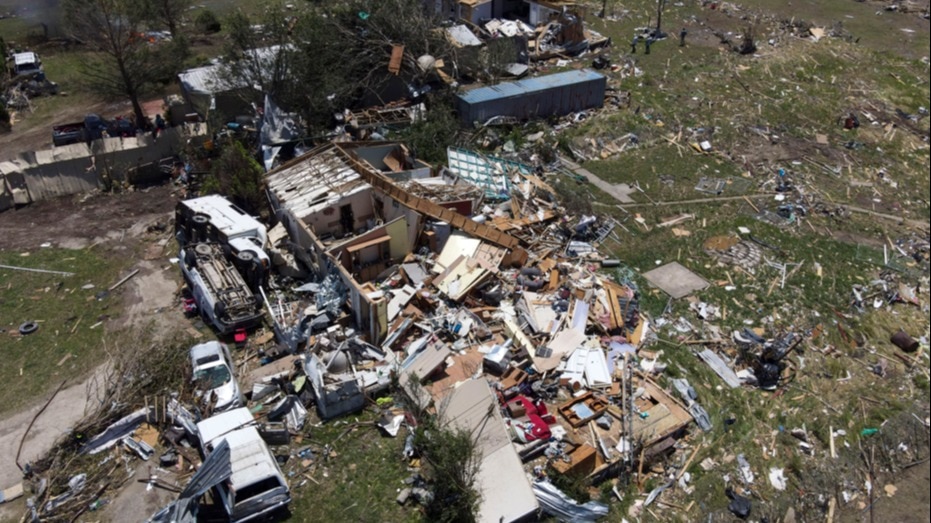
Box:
176, 195, 270, 291
191, 341, 245, 413
9, 51, 43, 78
51, 114, 135, 147
179, 242, 264, 335
196, 408, 292, 522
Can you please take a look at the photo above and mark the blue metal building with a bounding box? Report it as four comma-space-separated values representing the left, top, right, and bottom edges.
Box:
456, 69, 607, 127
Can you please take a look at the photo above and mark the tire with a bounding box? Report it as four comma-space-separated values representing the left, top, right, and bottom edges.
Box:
214, 301, 227, 320
192, 213, 209, 225
194, 243, 212, 256
19, 321, 39, 335
237, 250, 256, 263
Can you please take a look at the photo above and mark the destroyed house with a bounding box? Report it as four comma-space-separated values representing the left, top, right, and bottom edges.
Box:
267, 142, 527, 344
178, 46, 285, 119
456, 69, 606, 126
525, 0, 583, 26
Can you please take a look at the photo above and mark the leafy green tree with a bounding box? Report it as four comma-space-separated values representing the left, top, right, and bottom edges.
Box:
222, 10, 294, 102
63, 0, 177, 128
481, 37, 519, 84
203, 140, 267, 216
219, 0, 453, 135
400, 93, 460, 164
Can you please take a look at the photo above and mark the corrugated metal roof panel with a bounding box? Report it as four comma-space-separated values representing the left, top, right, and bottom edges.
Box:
459, 69, 605, 104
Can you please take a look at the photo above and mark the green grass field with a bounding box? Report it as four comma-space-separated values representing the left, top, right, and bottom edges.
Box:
0, 248, 129, 415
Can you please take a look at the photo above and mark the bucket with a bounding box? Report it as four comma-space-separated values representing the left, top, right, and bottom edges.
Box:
891, 330, 919, 353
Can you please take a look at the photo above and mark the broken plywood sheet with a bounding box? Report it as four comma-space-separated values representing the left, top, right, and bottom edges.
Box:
401, 339, 453, 382
435, 255, 492, 301
427, 349, 485, 400
698, 349, 741, 388
388, 44, 405, 75
642, 262, 710, 299
434, 232, 481, 273
388, 285, 417, 321
0, 483, 24, 504
518, 292, 558, 333
534, 328, 587, 372
505, 319, 536, 359
401, 262, 429, 285
245, 355, 302, 392
562, 347, 611, 390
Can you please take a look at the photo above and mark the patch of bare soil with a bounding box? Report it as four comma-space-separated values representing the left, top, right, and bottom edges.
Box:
847, 459, 931, 523
0, 184, 178, 252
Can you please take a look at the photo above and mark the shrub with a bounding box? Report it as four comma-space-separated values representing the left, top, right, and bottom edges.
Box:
195, 9, 221, 34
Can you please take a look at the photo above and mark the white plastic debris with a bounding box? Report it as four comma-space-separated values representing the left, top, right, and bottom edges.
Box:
737, 454, 754, 484
769, 468, 787, 491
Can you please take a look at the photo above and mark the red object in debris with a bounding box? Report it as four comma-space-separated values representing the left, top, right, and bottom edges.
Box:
524, 414, 553, 441
234, 328, 248, 344
182, 298, 197, 315
507, 396, 554, 442
508, 396, 539, 417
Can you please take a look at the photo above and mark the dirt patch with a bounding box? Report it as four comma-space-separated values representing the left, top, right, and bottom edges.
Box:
0, 185, 187, 518
114, 259, 187, 333
842, 459, 931, 523
0, 184, 178, 252
97, 460, 178, 523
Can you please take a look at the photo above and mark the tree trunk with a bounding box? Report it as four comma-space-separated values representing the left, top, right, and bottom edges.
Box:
167, 18, 178, 38
131, 95, 148, 132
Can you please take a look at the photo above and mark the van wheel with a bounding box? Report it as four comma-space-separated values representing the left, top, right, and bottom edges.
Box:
19, 321, 39, 335
192, 213, 209, 225
237, 250, 256, 263
214, 302, 227, 320
194, 243, 213, 256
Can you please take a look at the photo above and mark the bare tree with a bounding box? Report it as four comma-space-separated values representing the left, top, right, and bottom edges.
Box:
63, 0, 168, 128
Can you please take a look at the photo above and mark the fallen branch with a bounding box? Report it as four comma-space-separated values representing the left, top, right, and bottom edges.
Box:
16, 380, 68, 472
902, 458, 930, 470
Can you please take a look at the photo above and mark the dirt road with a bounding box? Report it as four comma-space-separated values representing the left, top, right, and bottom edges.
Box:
0, 186, 185, 520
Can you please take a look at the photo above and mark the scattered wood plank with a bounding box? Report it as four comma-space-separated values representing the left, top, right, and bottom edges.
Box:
109, 269, 141, 292
0, 264, 75, 277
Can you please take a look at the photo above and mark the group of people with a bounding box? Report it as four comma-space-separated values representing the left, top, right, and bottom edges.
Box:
630, 27, 690, 54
